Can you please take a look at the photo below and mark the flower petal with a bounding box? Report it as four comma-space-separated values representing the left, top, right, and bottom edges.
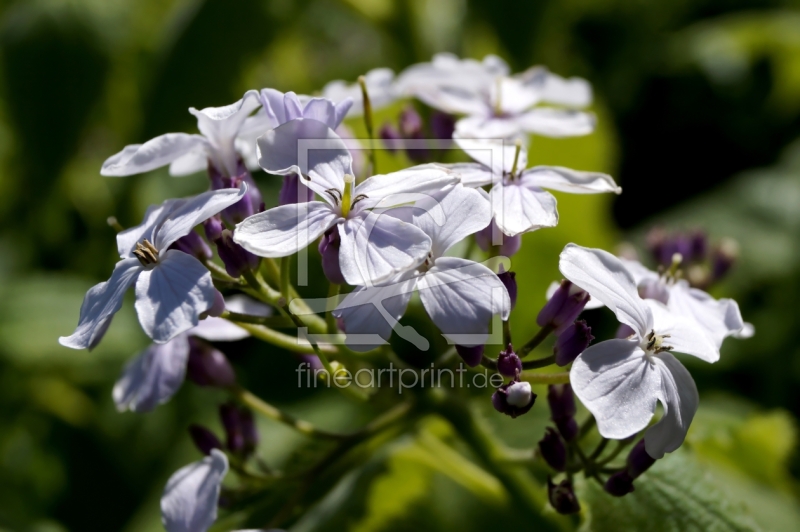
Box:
644, 299, 720, 363
520, 166, 621, 195
453, 135, 526, 176
191, 295, 271, 341
437, 162, 494, 188
455, 115, 524, 140
559, 244, 652, 336
517, 66, 593, 108
117, 200, 183, 259
134, 250, 217, 344
339, 211, 431, 286
233, 201, 338, 258
322, 67, 395, 116
113, 334, 190, 413
353, 163, 461, 211
417, 257, 510, 346
515, 108, 595, 137
645, 353, 699, 459
667, 281, 746, 348
101, 134, 208, 177
169, 149, 210, 177
161, 449, 228, 532
59, 258, 142, 350
491, 182, 558, 237
570, 339, 659, 440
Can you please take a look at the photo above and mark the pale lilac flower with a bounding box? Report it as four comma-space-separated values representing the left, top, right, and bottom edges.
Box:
396, 53, 594, 139
101, 91, 263, 178
112, 295, 270, 413
561, 244, 720, 459
258, 88, 353, 131
321, 67, 397, 116
234, 119, 459, 285
443, 137, 620, 237
161, 449, 228, 532
333, 186, 510, 353
59, 186, 246, 350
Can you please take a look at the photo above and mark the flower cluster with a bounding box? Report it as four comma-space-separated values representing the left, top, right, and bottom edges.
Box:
59, 53, 749, 529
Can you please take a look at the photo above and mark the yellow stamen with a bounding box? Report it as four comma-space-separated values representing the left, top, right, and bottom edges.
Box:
510, 139, 522, 177
341, 174, 354, 217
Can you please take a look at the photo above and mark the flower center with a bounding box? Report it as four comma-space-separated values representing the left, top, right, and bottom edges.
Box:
642, 329, 673, 355
133, 239, 159, 266
325, 174, 368, 218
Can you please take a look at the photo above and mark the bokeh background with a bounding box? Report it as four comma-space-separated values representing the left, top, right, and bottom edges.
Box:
1, 0, 800, 531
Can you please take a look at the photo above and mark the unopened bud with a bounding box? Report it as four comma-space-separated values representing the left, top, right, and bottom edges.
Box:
537, 280, 590, 333
279, 173, 314, 205
547, 384, 578, 441
319, 227, 345, 284
399, 105, 423, 137
712, 238, 738, 281
455, 344, 484, 367
604, 471, 635, 497
497, 269, 517, 310
187, 338, 236, 388
496, 344, 521, 378
216, 229, 259, 278
492, 380, 536, 418
548, 477, 580, 514
203, 216, 224, 242
538, 427, 567, 471
626, 439, 657, 478
475, 219, 521, 257
170, 231, 212, 261
554, 320, 593, 367
379, 123, 404, 153
430, 111, 456, 142
188, 424, 222, 456
689, 229, 708, 261
239, 408, 258, 455
219, 402, 244, 454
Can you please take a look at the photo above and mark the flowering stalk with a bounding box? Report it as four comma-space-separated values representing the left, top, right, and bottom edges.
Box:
358, 75, 377, 176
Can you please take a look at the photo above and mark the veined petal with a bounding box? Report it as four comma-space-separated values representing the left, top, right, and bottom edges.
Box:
161, 449, 228, 532
117, 199, 183, 259
520, 166, 621, 195
59, 259, 142, 350
233, 201, 338, 258
516, 108, 595, 137
559, 244, 652, 336
645, 299, 720, 363
438, 163, 494, 188
645, 353, 699, 459
493, 76, 541, 114
353, 163, 461, 211
416, 84, 488, 116
491, 181, 558, 237
134, 250, 217, 344
570, 339, 659, 440
668, 281, 746, 348
302, 97, 353, 129
113, 334, 190, 413
418, 257, 510, 346
517, 66, 593, 108
453, 135, 526, 176
190, 295, 270, 342
455, 115, 523, 140
169, 149, 209, 177
322, 68, 395, 116
155, 184, 247, 252
339, 211, 431, 286
257, 118, 352, 200
101, 134, 208, 177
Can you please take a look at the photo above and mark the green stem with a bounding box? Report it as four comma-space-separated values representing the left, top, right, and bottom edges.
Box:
578, 415, 597, 440
519, 371, 570, 385
232, 322, 337, 354
595, 438, 635, 467
358, 75, 377, 176
326, 283, 341, 335
280, 255, 292, 301
502, 319, 511, 347
221, 310, 293, 327
521, 354, 556, 370
588, 437, 609, 461
481, 354, 498, 370
518, 324, 554, 357
242, 268, 285, 307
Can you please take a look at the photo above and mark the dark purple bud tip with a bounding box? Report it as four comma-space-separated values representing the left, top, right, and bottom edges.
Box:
455, 344, 484, 367
492, 380, 536, 418
216, 229, 257, 278
239, 408, 258, 455
319, 227, 345, 285
222, 179, 255, 227
604, 471, 635, 497
497, 344, 522, 378
548, 477, 581, 514
497, 270, 517, 311
279, 173, 315, 205
474, 220, 521, 257
554, 320, 594, 367
712, 238, 738, 281
689, 229, 708, 262
537, 280, 590, 333
187, 338, 236, 388
399, 105, 423, 137
539, 427, 567, 471
430, 111, 456, 142
203, 216, 224, 242
170, 231, 212, 261
547, 383, 578, 440
626, 439, 657, 478
219, 402, 245, 454
188, 424, 222, 456
379, 123, 404, 153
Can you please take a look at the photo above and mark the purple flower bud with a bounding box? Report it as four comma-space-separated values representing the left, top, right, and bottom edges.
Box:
188, 424, 222, 456
673, 234, 693, 264
539, 427, 567, 471
206, 289, 225, 318
219, 402, 245, 454
455, 344, 484, 367
554, 320, 593, 367
279, 173, 314, 205
711, 238, 738, 281
615, 323, 635, 339
221, 177, 254, 226
399, 105, 423, 137
319, 227, 345, 284
430, 111, 456, 142
492, 380, 536, 418
170, 231, 212, 261
547, 384, 578, 440
497, 270, 517, 310
379, 122, 404, 153
298, 354, 324, 371
238, 162, 264, 213
207, 161, 228, 190
474, 219, 521, 257
604, 471, 635, 497
187, 337, 236, 388
548, 477, 581, 514
537, 280, 590, 333
239, 408, 258, 455
216, 229, 259, 278
203, 216, 224, 242
496, 344, 522, 378
626, 439, 657, 478
404, 131, 430, 163
689, 230, 708, 261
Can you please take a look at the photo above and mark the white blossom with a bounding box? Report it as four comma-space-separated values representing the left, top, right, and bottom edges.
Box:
161, 449, 228, 532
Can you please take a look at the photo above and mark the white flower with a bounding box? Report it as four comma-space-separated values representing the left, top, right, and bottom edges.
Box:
560, 244, 720, 459
233, 119, 459, 285
443, 136, 620, 237
333, 185, 510, 353
59, 185, 246, 350
321, 67, 396, 116
102, 91, 263, 178
161, 449, 228, 532
112, 295, 269, 413
395, 53, 594, 140
258, 88, 353, 131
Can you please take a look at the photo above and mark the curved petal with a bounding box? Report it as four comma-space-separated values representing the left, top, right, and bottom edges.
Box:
135, 250, 217, 344
453, 135, 526, 176
734, 322, 755, 339
644, 299, 720, 363
155, 184, 247, 252
339, 211, 431, 286
59, 259, 142, 350
493, 77, 541, 114
161, 449, 228, 532
417, 257, 510, 346
516, 66, 593, 108
113, 334, 190, 413
667, 281, 746, 348
101, 134, 208, 177
438, 162, 494, 188
191, 295, 271, 341
645, 353, 699, 459
559, 244, 652, 336
301, 97, 353, 129
169, 149, 209, 177
117, 199, 183, 259
491, 182, 558, 236
233, 201, 338, 258
516, 108, 595, 137
570, 339, 659, 440
520, 166, 621, 195
455, 115, 523, 140
354, 163, 461, 211
256, 118, 351, 200
322, 67, 395, 116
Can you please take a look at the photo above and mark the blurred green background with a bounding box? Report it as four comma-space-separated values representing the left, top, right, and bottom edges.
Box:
1, 0, 800, 531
